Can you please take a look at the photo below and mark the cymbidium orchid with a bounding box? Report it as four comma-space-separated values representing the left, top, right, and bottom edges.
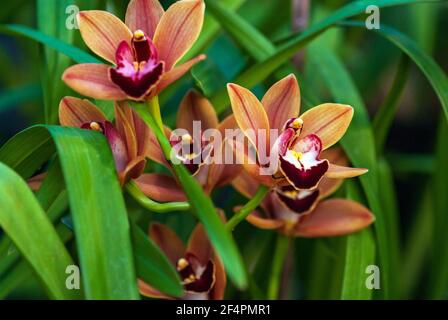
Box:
59, 97, 150, 185
62, 0, 205, 101
232, 148, 375, 237
135, 90, 241, 201
227, 74, 368, 190
139, 222, 226, 299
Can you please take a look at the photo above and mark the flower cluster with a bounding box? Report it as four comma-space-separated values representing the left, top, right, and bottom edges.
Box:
56, 0, 374, 300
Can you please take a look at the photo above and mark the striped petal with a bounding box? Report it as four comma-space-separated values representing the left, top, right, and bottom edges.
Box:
177, 90, 218, 133
59, 97, 106, 127
77, 10, 132, 64
227, 83, 270, 152
153, 0, 205, 70
155, 54, 206, 94
300, 103, 354, 150
135, 173, 187, 202
150, 222, 186, 265
62, 63, 127, 100
326, 164, 368, 178
125, 0, 164, 39
262, 74, 301, 131
295, 199, 375, 238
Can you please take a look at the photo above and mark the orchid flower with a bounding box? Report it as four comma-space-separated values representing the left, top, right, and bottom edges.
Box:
232, 147, 375, 237
59, 97, 151, 185
139, 222, 226, 299
62, 0, 205, 101
135, 90, 241, 201
227, 74, 368, 190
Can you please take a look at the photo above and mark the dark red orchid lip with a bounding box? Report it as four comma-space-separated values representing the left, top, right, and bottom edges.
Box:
275, 186, 320, 215
279, 133, 329, 190
109, 32, 164, 100
177, 252, 215, 294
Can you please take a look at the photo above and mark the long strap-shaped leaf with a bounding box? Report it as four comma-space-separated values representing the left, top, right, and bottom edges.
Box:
209, 0, 442, 110
0, 126, 139, 299
134, 104, 248, 289
0, 163, 79, 300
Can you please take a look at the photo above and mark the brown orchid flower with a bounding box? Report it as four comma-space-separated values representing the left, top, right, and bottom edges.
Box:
59, 97, 150, 185
227, 74, 368, 190
139, 222, 226, 299
232, 148, 375, 237
62, 0, 206, 101
134, 90, 242, 201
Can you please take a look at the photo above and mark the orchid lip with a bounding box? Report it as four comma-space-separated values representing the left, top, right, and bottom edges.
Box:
276, 186, 320, 215
109, 33, 164, 99
177, 253, 215, 294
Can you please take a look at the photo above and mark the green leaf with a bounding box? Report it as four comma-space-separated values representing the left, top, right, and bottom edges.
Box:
0, 24, 100, 64
0, 163, 79, 299
429, 119, 448, 298
341, 181, 375, 300
305, 44, 394, 297
372, 55, 410, 153
133, 103, 248, 289
131, 223, 183, 297
210, 0, 441, 111
0, 126, 139, 299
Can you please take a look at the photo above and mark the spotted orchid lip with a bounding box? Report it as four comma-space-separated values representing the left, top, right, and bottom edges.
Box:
109, 32, 164, 100
279, 133, 329, 190
275, 186, 320, 215
177, 252, 215, 294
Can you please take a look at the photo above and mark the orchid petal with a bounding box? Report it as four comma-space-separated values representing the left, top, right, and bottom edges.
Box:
262, 74, 301, 131
317, 177, 343, 199
77, 10, 132, 64
300, 103, 354, 150
177, 90, 218, 133
153, 0, 205, 70
245, 208, 284, 230
145, 126, 171, 168
115, 101, 138, 160
103, 121, 129, 173
135, 173, 187, 202
326, 164, 368, 178
150, 223, 186, 265
138, 279, 173, 299
59, 97, 106, 127
275, 187, 319, 215
119, 156, 146, 185
155, 54, 206, 94
125, 0, 164, 39
187, 224, 213, 265
295, 199, 375, 238
62, 63, 127, 100
227, 83, 270, 152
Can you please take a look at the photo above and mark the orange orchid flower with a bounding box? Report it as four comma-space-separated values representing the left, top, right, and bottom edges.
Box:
232, 148, 375, 237
139, 222, 226, 299
135, 90, 241, 201
227, 74, 368, 190
62, 0, 206, 101
59, 97, 151, 185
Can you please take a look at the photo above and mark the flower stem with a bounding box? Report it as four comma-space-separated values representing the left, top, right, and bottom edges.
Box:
125, 181, 190, 213
147, 96, 164, 131
267, 234, 290, 300
226, 185, 270, 231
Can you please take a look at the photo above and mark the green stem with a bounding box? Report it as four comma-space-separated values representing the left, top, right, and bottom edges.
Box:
148, 96, 164, 131
267, 234, 290, 300
226, 185, 270, 231
125, 181, 190, 213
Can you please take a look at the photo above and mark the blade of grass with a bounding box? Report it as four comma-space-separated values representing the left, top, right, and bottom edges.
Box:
0, 163, 79, 299
341, 181, 376, 300
0, 24, 100, 64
